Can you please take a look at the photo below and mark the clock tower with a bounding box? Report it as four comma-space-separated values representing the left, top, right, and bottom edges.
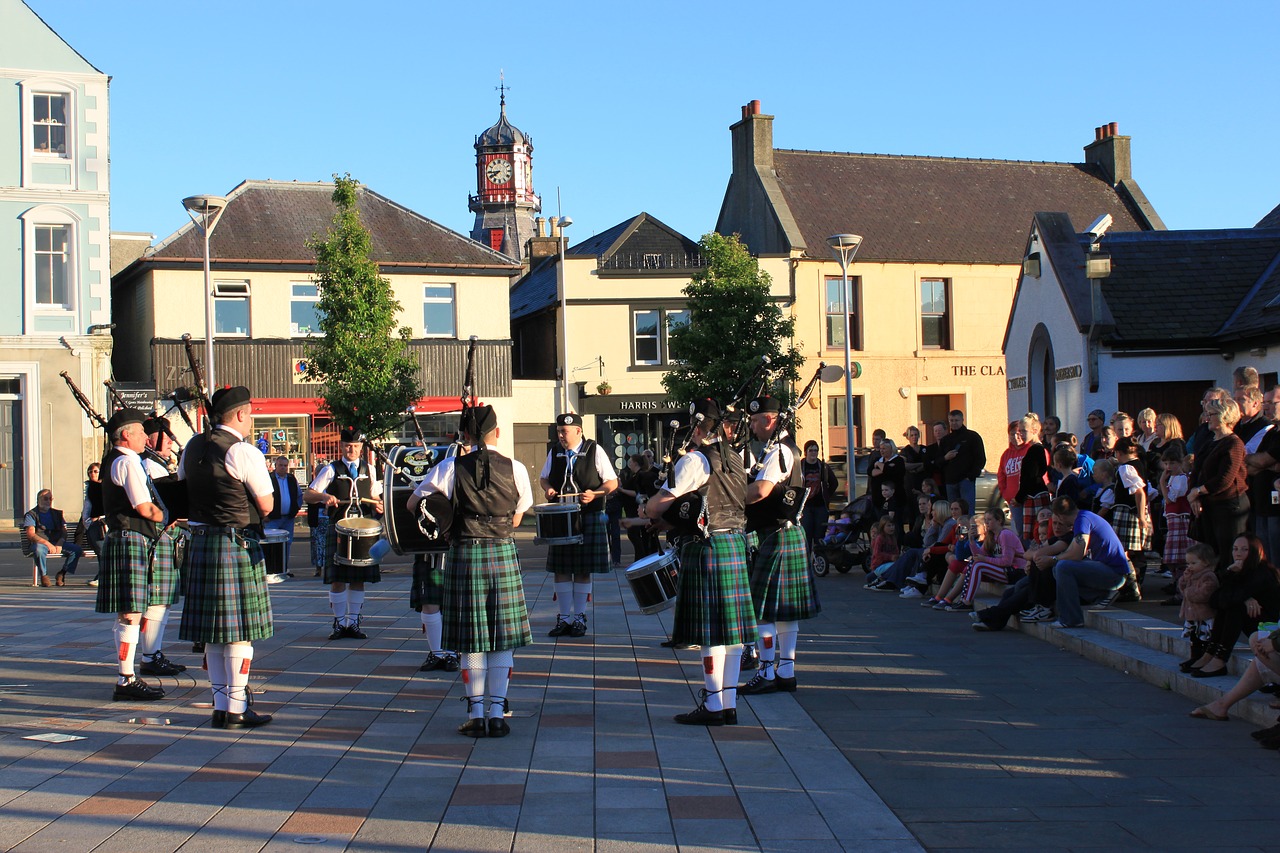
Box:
469, 88, 540, 262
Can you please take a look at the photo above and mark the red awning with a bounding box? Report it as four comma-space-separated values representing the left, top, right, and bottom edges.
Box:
249, 397, 467, 416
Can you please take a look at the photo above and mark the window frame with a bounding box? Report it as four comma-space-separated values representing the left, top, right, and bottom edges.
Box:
213, 279, 251, 338
33, 224, 72, 308
824, 275, 862, 351
20, 79, 78, 188
630, 307, 687, 368
19, 205, 81, 333
290, 281, 323, 337
920, 277, 951, 350
422, 282, 457, 338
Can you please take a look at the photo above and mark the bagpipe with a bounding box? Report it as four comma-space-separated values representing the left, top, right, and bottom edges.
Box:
751, 362, 837, 526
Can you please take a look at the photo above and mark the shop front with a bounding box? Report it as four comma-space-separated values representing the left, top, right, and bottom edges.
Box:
579, 393, 686, 475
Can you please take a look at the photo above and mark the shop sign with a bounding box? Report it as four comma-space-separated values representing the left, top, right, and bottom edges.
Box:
951, 364, 1005, 376
1054, 364, 1083, 382
1007, 376, 1027, 391
291, 358, 323, 384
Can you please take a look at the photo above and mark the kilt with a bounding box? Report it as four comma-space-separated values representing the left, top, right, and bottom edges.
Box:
749, 525, 821, 622
178, 530, 273, 644
147, 528, 185, 607
1110, 505, 1148, 552
546, 510, 610, 574
310, 513, 329, 569
95, 530, 156, 614
1021, 491, 1052, 542
1163, 513, 1190, 565
441, 538, 531, 653
324, 515, 382, 584
671, 532, 758, 648
410, 552, 445, 611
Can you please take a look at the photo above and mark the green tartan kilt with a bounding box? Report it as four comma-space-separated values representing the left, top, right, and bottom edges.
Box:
750, 524, 821, 622
671, 532, 758, 648
410, 552, 446, 611
1111, 505, 1149, 552
441, 538, 532, 654
96, 530, 156, 614
324, 514, 382, 584
546, 510, 610, 574
147, 528, 184, 607
178, 530, 273, 644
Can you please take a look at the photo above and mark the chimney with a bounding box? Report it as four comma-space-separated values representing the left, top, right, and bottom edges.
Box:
1084, 120, 1131, 185
535, 216, 546, 238
730, 98, 775, 177
548, 216, 560, 238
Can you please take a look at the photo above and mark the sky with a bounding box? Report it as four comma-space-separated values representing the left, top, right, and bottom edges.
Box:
27, 0, 1280, 246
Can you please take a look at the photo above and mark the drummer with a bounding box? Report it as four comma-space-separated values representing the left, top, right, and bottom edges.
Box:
738, 396, 820, 696
538, 413, 618, 639
303, 427, 384, 640
644, 397, 756, 726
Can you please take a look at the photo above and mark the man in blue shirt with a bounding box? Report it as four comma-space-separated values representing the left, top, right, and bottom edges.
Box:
1049, 496, 1131, 627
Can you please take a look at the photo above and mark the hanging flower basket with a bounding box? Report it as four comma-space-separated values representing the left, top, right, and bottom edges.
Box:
596, 381, 612, 396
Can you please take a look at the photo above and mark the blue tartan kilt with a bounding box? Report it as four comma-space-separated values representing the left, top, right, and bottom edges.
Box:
178, 530, 273, 644
310, 513, 329, 569
750, 524, 821, 622
95, 530, 155, 614
324, 513, 382, 584
546, 510, 610, 574
671, 532, 758, 648
441, 538, 532, 654
410, 552, 446, 611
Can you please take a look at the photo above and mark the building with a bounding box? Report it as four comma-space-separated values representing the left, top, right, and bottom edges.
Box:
110, 180, 521, 470
469, 90, 540, 263
716, 102, 1162, 467
1004, 210, 1280, 433
0, 0, 112, 525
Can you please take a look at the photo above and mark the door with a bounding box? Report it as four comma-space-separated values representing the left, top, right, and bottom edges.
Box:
0, 395, 24, 525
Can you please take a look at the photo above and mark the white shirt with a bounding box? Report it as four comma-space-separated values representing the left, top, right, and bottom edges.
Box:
664, 445, 713, 498
176, 425, 274, 524
753, 434, 795, 485
109, 447, 154, 509
143, 457, 170, 481
411, 446, 534, 514
1117, 461, 1145, 495
540, 438, 617, 491
309, 458, 384, 498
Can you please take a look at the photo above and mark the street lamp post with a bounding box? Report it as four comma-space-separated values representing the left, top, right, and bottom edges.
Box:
556, 215, 574, 414
826, 233, 863, 499
182, 195, 228, 390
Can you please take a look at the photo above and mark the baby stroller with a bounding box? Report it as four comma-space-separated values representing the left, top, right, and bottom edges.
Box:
812, 495, 876, 577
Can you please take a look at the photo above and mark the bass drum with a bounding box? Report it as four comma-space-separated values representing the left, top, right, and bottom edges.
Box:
384, 444, 456, 555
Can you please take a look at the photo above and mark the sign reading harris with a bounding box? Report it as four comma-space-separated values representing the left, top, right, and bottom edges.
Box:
578, 394, 684, 415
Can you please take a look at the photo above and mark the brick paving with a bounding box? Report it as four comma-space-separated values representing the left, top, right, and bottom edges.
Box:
0, 532, 1275, 851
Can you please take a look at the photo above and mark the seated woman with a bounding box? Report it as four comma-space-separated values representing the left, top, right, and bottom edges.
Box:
896, 499, 955, 600
1190, 628, 1280, 737
946, 508, 1027, 611
865, 494, 933, 592
931, 515, 985, 610
1188, 534, 1280, 677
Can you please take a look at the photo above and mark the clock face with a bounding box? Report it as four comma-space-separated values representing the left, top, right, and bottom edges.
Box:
486, 158, 513, 185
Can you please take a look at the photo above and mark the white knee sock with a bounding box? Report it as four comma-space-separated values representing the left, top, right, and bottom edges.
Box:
329, 590, 348, 624
140, 605, 167, 657
422, 611, 443, 654
461, 653, 487, 718
487, 649, 513, 718
115, 621, 140, 682
723, 644, 743, 709
158, 606, 172, 653
225, 642, 254, 714
347, 589, 365, 625
572, 581, 591, 616
555, 581, 574, 618
777, 621, 799, 678
205, 642, 229, 711
702, 646, 726, 711
757, 623, 776, 679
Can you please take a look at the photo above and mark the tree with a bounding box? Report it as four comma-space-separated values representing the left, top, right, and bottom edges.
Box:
662, 232, 803, 404
305, 174, 420, 439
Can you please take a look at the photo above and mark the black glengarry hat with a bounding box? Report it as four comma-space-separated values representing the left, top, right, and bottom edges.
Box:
106, 407, 147, 435
748, 396, 781, 414
555, 413, 583, 428
460, 405, 498, 437
339, 426, 364, 443
210, 385, 251, 415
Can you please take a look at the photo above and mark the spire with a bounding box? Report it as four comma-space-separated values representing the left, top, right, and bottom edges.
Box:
497, 70, 508, 118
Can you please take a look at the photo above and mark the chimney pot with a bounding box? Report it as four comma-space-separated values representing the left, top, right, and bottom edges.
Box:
1108, 121, 1118, 136
741, 104, 748, 120
750, 99, 761, 115
1095, 126, 1103, 141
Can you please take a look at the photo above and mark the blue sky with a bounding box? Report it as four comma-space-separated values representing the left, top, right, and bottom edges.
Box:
31, 0, 1280, 245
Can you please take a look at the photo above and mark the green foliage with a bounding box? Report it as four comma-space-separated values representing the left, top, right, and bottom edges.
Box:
662, 232, 803, 404
305, 174, 420, 439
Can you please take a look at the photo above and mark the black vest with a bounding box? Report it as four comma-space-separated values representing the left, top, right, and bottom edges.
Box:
700, 442, 746, 531
745, 437, 805, 534
1113, 458, 1145, 510
101, 447, 162, 538
547, 440, 606, 512
85, 479, 104, 517
454, 450, 519, 539
326, 459, 374, 519
185, 429, 259, 528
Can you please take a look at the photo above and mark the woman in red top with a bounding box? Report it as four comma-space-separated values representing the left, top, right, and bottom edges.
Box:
996, 422, 1024, 538
1188, 396, 1249, 570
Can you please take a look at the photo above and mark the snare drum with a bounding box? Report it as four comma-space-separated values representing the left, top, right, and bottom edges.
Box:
334, 516, 383, 566
625, 549, 680, 615
260, 529, 289, 575
534, 502, 583, 545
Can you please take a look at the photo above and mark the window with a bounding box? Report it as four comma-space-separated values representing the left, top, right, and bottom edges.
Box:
34, 225, 70, 306
32, 93, 68, 156
291, 282, 322, 336
920, 278, 950, 349
214, 280, 250, 336
423, 283, 456, 337
631, 308, 687, 366
825, 276, 861, 349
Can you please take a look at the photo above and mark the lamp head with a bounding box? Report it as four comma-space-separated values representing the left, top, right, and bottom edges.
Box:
826, 233, 864, 265
182, 195, 228, 215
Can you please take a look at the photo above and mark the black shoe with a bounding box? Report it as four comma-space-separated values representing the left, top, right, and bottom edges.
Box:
458, 718, 488, 738
569, 616, 587, 638
222, 708, 273, 729
723, 708, 738, 725
740, 645, 759, 671
211, 710, 227, 729
419, 652, 446, 672
674, 703, 724, 726
344, 621, 368, 640
773, 674, 797, 692
660, 637, 678, 647
138, 653, 185, 676
191, 642, 205, 654
548, 616, 571, 637
738, 672, 779, 695
1191, 665, 1229, 678
328, 620, 345, 640
113, 678, 164, 702
443, 653, 461, 673
1250, 723, 1280, 741
1179, 658, 1198, 673
488, 717, 510, 738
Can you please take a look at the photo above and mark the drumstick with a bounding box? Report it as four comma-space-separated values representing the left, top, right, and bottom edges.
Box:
359, 497, 382, 505
619, 517, 654, 529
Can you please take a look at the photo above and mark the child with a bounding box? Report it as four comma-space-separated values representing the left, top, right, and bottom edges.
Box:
865, 518, 900, 586
1111, 437, 1152, 582
1177, 543, 1219, 672
930, 515, 983, 609
1160, 447, 1192, 584
880, 482, 907, 539
1091, 458, 1118, 517
1092, 426, 1117, 461
823, 510, 853, 545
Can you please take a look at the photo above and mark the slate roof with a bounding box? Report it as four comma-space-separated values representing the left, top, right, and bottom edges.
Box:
137, 181, 518, 271
1257, 203, 1280, 229
510, 256, 558, 320
771, 150, 1152, 264
1093, 229, 1280, 345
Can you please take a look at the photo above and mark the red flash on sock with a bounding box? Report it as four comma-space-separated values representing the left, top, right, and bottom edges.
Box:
763, 636, 774, 649
462, 670, 471, 686
240, 659, 251, 675
139, 618, 147, 631
587, 592, 592, 602
202, 654, 208, 672
118, 642, 128, 662
703, 657, 715, 675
